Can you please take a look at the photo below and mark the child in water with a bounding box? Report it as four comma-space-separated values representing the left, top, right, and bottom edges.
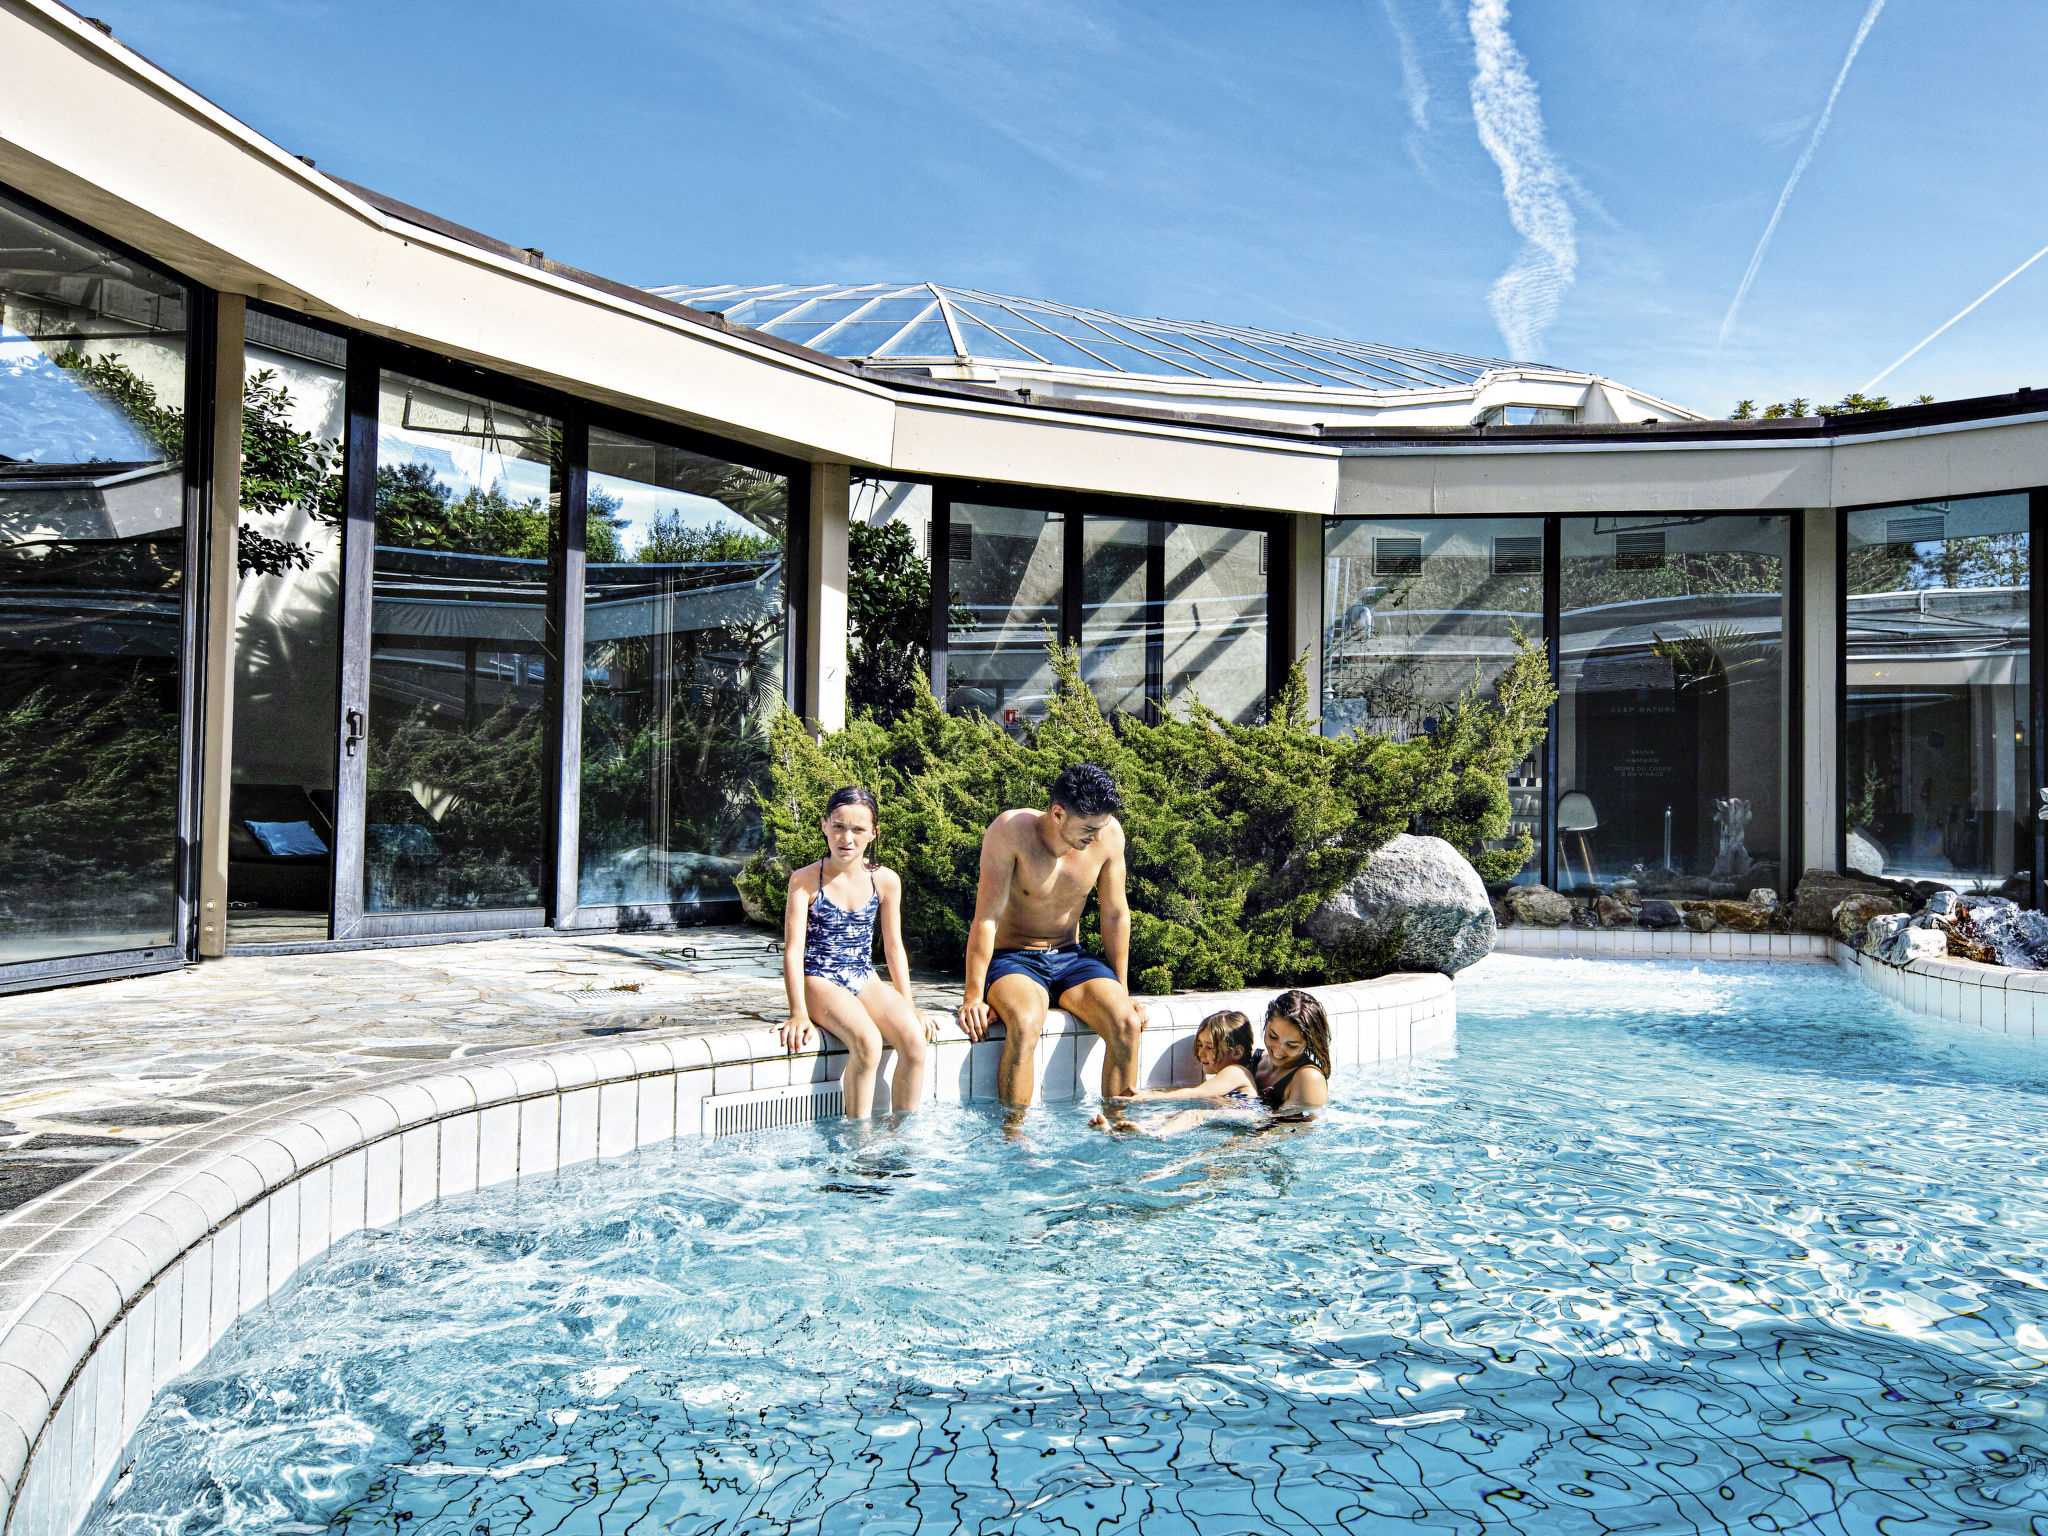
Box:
779, 786, 941, 1118
1092, 1009, 1257, 1133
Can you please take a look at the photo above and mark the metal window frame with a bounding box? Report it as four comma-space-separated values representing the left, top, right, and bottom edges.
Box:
930, 479, 1292, 722
0, 179, 212, 992
1834, 487, 2046, 900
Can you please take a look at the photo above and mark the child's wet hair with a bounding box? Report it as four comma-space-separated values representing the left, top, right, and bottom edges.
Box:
1195, 1009, 1253, 1066
1265, 989, 1332, 1075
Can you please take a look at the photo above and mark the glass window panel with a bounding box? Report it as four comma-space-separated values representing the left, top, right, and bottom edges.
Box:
580, 427, 788, 909
1323, 518, 1546, 876
1559, 514, 1788, 895
368, 372, 558, 913
229, 313, 347, 941
946, 503, 1062, 734
1844, 493, 2029, 893
1163, 523, 1267, 724
872, 321, 956, 358
0, 189, 189, 966
1081, 516, 1155, 718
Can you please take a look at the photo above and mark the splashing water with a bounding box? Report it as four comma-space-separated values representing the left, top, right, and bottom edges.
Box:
84, 958, 2048, 1533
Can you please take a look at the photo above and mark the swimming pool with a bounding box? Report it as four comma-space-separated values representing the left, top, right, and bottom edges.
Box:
83, 956, 2048, 1533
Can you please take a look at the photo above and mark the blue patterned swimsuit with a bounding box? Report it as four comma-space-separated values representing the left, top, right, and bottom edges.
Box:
803, 863, 879, 993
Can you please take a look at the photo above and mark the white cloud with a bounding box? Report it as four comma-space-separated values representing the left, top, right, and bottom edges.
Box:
1465, 0, 1576, 360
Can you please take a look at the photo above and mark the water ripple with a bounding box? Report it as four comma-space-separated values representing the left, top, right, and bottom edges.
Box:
83, 958, 2048, 1534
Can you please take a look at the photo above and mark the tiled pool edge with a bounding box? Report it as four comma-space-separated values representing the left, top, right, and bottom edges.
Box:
1833, 938, 2048, 1035
0, 971, 1453, 1536
1495, 927, 1832, 962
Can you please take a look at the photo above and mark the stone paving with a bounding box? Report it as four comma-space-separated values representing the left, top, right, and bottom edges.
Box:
0, 927, 965, 1214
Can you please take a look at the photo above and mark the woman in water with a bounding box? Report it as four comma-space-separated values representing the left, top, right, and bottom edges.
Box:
779, 786, 941, 1117
1253, 989, 1331, 1118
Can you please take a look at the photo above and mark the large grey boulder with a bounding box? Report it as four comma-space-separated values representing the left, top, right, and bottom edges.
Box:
1306, 833, 1495, 975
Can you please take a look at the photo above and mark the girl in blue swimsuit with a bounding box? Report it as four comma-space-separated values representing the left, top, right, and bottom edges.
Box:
779, 786, 941, 1118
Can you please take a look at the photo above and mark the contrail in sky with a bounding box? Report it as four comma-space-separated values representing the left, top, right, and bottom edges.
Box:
1716, 0, 1885, 349
1862, 238, 2048, 393
1467, 0, 1575, 361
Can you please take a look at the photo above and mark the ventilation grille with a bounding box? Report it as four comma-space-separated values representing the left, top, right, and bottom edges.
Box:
702, 1082, 843, 1137
1373, 536, 1423, 576
1613, 530, 1666, 570
1492, 535, 1542, 575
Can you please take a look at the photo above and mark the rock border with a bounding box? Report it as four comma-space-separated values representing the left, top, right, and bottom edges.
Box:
0, 972, 1453, 1534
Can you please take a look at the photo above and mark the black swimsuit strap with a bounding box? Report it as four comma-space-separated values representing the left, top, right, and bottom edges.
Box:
1259, 1061, 1306, 1110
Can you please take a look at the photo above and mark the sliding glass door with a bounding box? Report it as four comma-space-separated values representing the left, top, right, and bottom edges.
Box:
0, 187, 195, 985
573, 426, 789, 919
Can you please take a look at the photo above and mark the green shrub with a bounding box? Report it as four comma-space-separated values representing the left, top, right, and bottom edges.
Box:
741, 634, 1554, 990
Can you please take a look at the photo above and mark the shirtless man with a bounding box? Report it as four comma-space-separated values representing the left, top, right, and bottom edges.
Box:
957, 763, 1150, 1105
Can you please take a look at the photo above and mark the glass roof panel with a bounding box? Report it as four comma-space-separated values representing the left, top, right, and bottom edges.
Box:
1064, 339, 1202, 377
777, 297, 879, 325
947, 319, 1047, 363
717, 297, 817, 326
759, 321, 844, 345
838, 296, 936, 326
811, 320, 924, 356
872, 320, 957, 357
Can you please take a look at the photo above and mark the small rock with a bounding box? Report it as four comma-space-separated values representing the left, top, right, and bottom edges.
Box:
1864, 912, 1909, 954
1878, 923, 1949, 966
1637, 899, 1681, 930
1832, 893, 1903, 944
1788, 869, 1900, 933
1503, 884, 1572, 926
1846, 829, 1886, 877
1923, 890, 1962, 918
1681, 905, 1718, 933
1569, 902, 1598, 929
1972, 904, 2048, 969
1595, 895, 1635, 927
1747, 888, 1778, 911
1490, 898, 1515, 928
1697, 899, 1777, 932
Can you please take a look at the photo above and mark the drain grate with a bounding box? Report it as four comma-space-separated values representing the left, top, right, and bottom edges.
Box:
702, 1081, 843, 1136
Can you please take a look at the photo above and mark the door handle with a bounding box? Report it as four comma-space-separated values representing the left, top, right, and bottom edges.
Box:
345, 708, 365, 757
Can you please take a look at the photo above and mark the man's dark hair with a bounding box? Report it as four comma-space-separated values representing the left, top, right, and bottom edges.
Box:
1050, 763, 1122, 818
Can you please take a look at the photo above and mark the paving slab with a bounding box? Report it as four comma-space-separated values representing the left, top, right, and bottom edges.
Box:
0, 927, 964, 1213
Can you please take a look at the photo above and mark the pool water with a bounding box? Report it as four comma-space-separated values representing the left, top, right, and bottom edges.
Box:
84, 957, 2048, 1534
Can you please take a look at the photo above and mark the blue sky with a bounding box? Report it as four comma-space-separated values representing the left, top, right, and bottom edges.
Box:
110, 0, 2048, 417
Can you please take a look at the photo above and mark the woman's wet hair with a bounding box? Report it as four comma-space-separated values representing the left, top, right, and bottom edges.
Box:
1050, 763, 1122, 818
822, 785, 880, 866
1265, 989, 1332, 1075
1195, 1009, 1254, 1067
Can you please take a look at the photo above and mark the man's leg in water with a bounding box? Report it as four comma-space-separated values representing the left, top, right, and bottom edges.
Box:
1060, 977, 1149, 1098
988, 973, 1048, 1106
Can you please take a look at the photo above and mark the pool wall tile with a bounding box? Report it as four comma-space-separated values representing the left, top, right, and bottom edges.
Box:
439, 1114, 480, 1199
518, 1096, 561, 1179
295, 1165, 331, 1275
752, 1054, 793, 1091
206, 1220, 239, 1349
364, 1137, 402, 1228
596, 1080, 637, 1159
265, 1186, 299, 1296
477, 1104, 520, 1191
558, 1087, 601, 1169
1073, 1033, 1105, 1099
932, 1041, 969, 1102
637, 1075, 676, 1148
234, 1203, 267, 1311
969, 1040, 1002, 1100
397, 1125, 439, 1218
710, 1062, 750, 1097
176, 1242, 210, 1372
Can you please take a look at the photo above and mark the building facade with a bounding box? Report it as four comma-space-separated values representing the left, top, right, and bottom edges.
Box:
2, 0, 2044, 995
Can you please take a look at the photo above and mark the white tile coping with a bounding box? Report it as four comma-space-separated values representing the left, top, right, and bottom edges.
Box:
1833, 938, 2048, 1037
0, 970, 1453, 1535
1494, 926, 1832, 962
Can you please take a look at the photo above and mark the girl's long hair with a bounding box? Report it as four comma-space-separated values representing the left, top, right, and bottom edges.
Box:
822, 785, 880, 869
1266, 989, 1332, 1075
1196, 1009, 1254, 1067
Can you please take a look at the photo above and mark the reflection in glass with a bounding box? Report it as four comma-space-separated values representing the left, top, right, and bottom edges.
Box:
368, 373, 557, 913
945, 503, 1062, 734
1081, 518, 1269, 724
578, 428, 787, 910
228, 312, 346, 939
0, 188, 188, 966
1559, 515, 1787, 895
848, 476, 935, 721
1323, 517, 1546, 874
1844, 494, 2029, 893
